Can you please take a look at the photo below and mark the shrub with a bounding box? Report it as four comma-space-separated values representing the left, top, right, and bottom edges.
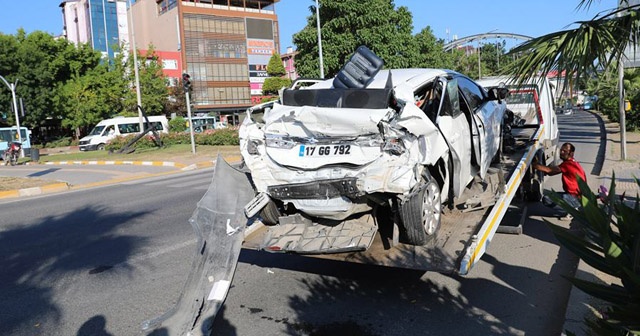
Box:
195, 128, 239, 146
170, 116, 187, 133
104, 128, 239, 151
45, 137, 74, 148
549, 176, 640, 335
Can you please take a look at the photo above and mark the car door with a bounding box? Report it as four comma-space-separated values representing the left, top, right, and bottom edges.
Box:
434, 77, 473, 198
458, 77, 501, 178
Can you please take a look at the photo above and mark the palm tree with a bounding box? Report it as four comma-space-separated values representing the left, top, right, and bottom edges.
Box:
508, 2, 640, 335
504, 0, 640, 88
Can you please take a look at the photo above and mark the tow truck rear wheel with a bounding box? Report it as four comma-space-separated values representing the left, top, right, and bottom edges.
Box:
399, 178, 442, 245
525, 151, 545, 202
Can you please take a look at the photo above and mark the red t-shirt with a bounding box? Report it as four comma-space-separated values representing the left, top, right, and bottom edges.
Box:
559, 158, 586, 196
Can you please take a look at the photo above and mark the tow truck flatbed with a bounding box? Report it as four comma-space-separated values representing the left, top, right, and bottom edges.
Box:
242, 125, 544, 275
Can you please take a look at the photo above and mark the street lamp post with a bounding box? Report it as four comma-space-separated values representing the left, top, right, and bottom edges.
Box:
315, 0, 324, 78
127, 0, 144, 131
0, 75, 23, 157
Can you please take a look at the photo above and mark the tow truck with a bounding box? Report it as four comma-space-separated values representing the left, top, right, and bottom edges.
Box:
142, 65, 558, 336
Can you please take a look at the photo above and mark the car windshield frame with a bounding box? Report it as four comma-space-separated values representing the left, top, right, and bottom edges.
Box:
88, 125, 106, 136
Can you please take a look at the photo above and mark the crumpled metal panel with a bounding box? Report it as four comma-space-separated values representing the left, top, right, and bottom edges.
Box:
260, 214, 378, 254
141, 156, 254, 336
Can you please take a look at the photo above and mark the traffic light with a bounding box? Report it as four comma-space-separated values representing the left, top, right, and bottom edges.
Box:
182, 73, 191, 92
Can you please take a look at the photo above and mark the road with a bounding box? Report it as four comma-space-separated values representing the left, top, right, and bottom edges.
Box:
0, 110, 603, 335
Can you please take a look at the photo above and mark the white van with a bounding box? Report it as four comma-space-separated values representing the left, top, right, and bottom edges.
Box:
79, 116, 169, 151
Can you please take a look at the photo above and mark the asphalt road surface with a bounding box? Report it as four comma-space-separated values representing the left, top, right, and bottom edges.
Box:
0, 110, 603, 336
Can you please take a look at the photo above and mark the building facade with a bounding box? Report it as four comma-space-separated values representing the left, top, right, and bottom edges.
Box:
131, 0, 280, 115
60, 0, 130, 60
281, 46, 298, 80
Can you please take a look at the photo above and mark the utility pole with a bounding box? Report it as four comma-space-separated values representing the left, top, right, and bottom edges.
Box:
315, 0, 324, 78
477, 41, 482, 79
127, 0, 144, 131
0, 75, 23, 157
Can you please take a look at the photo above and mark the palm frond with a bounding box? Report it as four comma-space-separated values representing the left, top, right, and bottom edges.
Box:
504, 4, 640, 89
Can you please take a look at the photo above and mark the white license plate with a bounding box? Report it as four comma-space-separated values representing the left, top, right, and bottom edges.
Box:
298, 144, 352, 157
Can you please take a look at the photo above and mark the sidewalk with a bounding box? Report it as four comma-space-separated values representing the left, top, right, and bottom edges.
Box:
562, 111, 639, 335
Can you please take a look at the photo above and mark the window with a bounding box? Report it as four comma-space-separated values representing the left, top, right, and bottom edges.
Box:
457, 77, 485, 112
246, 18, 273, 39
118, 123, 140, 134
436, 79, 462, 118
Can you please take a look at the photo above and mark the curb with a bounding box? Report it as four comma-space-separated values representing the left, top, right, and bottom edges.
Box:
0, 182, 70, 199
38, 160, 188, 169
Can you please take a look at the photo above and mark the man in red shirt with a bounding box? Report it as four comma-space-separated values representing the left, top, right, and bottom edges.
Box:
532, 142, 587, 219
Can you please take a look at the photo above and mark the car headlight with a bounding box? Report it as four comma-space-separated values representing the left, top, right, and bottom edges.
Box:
265, 134, 296, 149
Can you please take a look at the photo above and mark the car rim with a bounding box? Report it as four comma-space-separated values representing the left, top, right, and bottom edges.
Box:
422, 182, 441, 235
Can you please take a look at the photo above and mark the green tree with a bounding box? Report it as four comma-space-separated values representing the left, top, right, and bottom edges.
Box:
267, 52, 285, 76
586, 67, 640, 129
164, 83, 188, 117
0, 33, 19, 126
262, 53, 292, 95
0, 30, 101, 129
292, 0, 417, 78
57, 70, 103, 139
122, 45, 168, 117
412, 27, 455, 69
12, 30, 101, 129
478, 41, 513, 77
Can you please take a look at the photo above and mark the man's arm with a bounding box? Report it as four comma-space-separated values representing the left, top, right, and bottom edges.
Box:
532, 162, 561, 176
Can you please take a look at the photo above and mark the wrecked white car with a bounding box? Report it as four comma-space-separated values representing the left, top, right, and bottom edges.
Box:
240, 46, 507, 250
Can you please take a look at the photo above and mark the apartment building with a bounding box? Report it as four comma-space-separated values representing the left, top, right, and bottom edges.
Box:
60, 0, 130, 60
130, 0, 280, 115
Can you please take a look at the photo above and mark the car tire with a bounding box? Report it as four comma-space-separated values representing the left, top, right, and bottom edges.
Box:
97, 143, 105, 151
399, 178, 442, 245
525, 151, 545, 202
260, 199, 281, 225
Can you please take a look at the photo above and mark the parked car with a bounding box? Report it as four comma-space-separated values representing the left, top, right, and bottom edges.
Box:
239, 46, 506, 246
583, 95, 598, 110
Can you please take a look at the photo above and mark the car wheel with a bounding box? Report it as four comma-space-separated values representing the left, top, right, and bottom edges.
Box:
97, 143, 106, 151
260, 199, 281, 225
526, 151, 545, 202
400, 178, 442, 245
3, 153, 8, 166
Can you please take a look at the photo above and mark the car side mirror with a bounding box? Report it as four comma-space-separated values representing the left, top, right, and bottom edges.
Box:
488, 87, 509, 102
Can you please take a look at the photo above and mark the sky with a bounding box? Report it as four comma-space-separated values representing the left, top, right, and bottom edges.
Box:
0, 0, 618, 54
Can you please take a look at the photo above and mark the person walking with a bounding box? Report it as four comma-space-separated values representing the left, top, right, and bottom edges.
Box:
532, 142, 587, 220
